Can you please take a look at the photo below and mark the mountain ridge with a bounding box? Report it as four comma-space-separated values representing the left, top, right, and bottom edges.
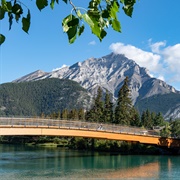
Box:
13, 53, 180, 119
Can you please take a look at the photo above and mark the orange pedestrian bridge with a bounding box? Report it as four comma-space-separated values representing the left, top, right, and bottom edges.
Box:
0, 117, 179, 148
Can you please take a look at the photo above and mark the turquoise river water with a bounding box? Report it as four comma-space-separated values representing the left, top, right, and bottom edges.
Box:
0, 144, 179, 179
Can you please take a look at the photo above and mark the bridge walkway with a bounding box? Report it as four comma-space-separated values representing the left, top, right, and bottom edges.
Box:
0, 117, 179, 148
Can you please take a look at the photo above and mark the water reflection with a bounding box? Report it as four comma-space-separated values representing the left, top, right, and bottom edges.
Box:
99, 161, 160, 179
0, 144, 179, 179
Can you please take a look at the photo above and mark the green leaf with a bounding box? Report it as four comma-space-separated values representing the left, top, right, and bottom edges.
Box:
1, 0, 6, 5
0, 34, 5, 45
67, 25, 77, 44
50, 0, 59, 9
91, 23, 101, 39
15, 14, 21, 22
78, 25, 84, 37
88, 10, 100, 19
6, 1, 12, 11
62, 14, 80, 43
36, 0, 48, 11
121, 0, 136, 17
100, 30, 107, 41
88, 0, 101, 9
0, 6, 6, 20
12, 4, 23, 22
67, 18, 79, 27
12, 4, 23, 15
22, 10, 31, 33
123, 6, 134, 17
50, 0, 55, 9
62, 15, 76, 32
110, 0, 119, 19
8, 12, 13, 30
102, 9, 110, 19
82, 13, 94, 27
111, 19, 121, 32
1, 1, 12, 14
77, 10, 82, 19
99, 16, 107, 28
85, 14, 101, 40
124, 0, 136, 6
1, 0, 12, 12
62, 0, 68, 4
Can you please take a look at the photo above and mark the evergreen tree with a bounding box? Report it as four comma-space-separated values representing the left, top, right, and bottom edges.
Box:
160, 122, 171, 137
50, 111, 57, 119
78, 109, 85, 120
61, 109, 68, 119
114, 77, 133, 125
86, 87, 104, 122
69, 109, 79, 120
95, 87, 104, 122
169, 117, 174, 124
141, 110, 146, 127
151, 112, 156, 126
170, 119, 180, 138
85, 108, 95, 122
40, 112, 45, 119
103, 90, 114, 123
154, 112, 165, 126
130, 107, 141, 127
146, 109, 153, 128
141, 109, 153, 128
57, 111, 61, 119
74, 109, 79, 120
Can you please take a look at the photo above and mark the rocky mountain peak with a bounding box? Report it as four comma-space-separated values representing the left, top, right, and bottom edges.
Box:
13, 70, 48, 83
12, 53, 180, 119
13, 53, 178, 103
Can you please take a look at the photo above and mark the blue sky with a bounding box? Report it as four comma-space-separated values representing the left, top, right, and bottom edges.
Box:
0, 0, 180, 90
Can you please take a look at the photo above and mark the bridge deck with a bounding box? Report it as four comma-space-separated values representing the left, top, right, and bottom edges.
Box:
0, 117, 179, 148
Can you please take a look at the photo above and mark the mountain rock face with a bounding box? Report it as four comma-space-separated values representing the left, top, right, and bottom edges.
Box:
14, 70, 49, 82
13, 53, 180, 119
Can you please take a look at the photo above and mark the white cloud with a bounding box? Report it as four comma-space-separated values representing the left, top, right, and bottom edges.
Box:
162, 44, 180, 73
88, 40, 96, 45
149, 42, 180, 86
157, 75, 165, 81
52, 64, 69, 71
109, 42, 162, 73
149, 40, 166, 53
109, 41, 180, 90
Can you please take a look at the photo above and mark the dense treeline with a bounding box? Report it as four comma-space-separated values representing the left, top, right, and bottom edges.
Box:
46, 77, 165, 128
44, 77, 179, 138
135, 93, 180, 116
0, 78, 90, 116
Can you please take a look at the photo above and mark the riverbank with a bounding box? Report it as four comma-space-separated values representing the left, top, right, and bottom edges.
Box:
1, 135, 178, 155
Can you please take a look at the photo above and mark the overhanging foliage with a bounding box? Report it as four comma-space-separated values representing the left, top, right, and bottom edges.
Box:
0, 0, 136, 45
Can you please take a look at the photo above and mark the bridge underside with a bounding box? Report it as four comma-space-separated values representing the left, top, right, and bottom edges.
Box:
0, 126, 179, 148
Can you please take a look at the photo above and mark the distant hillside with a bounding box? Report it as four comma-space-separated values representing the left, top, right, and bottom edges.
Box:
0, 78, 91, 116
135, 93, 180, 119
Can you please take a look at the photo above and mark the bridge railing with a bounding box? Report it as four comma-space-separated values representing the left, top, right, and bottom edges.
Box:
0, 117, 160, 137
